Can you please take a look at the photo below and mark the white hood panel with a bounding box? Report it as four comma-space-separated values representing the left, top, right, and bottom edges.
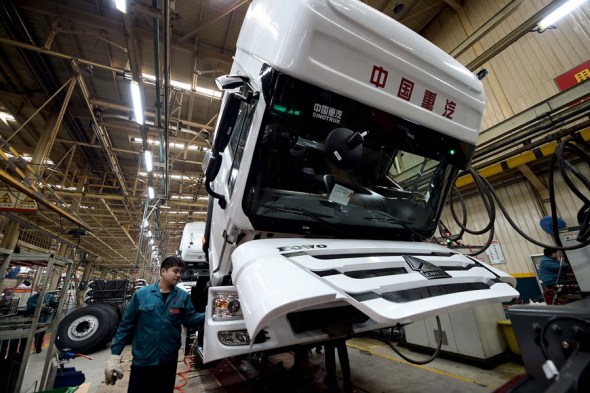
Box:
232, 253, 341, 340
232, 239, 519, 340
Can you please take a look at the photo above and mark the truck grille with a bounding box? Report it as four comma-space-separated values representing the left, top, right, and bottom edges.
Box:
380, 282, 490, 303
344, 267, 407, 278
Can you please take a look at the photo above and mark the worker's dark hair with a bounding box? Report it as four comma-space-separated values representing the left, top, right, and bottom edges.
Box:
543, 248, 557, 257
160, 255, 185, 270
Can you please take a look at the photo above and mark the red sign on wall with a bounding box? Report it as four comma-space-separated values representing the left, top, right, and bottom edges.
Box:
554, 59, 590, 91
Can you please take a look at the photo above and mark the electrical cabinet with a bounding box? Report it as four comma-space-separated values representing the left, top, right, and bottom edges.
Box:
559, 227, 590, 292
404, 303, 508, 365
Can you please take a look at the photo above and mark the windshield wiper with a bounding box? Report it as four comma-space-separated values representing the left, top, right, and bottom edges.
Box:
260, 205, 332, 218
363, 210, 426, 241
259, 204, 345, 236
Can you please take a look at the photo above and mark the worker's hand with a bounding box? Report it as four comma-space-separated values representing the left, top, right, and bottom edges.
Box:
104, 354, 124, 385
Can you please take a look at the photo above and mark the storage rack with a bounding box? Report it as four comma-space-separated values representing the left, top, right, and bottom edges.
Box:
0, 249, 74, 392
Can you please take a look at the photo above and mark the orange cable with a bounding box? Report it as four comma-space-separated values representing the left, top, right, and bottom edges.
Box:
174, 355, 193, 392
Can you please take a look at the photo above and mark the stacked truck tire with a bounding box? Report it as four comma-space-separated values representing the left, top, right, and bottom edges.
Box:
55, 279, 129, 353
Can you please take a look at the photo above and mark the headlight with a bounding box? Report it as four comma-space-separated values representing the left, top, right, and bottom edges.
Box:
212, 293, 243, 320
218, 330, 250, 346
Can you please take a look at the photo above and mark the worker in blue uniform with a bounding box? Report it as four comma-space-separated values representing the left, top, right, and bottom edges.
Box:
539, 248, 562, 288
104, 256, 205, 392
538, 248, 565, 304
26, 284, 58, 353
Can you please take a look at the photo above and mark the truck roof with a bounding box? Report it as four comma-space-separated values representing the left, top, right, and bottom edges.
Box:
235, 0, 484, 145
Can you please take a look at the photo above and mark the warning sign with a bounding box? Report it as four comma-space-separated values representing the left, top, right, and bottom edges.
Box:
0, 192, 14, 209
0, 190, 37, 213
15, 195, 38, 212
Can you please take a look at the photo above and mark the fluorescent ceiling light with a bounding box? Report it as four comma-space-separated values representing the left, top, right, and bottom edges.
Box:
171, 80, 192, 90
115, 0, 126, 13
0, 111, 15, 124
142, 74, 221, 98
147, 230, 153, 238
130, 81, 144, 125
138, 172, 198, 181
538, 0, 587, 30
5, 154, 54, 166
52, 184, 76, 191
130, 138, 204, 151
144, 150, 153, 172
148, 186, 155, 199
195, 86, 222, 99
143, 74, 190, 90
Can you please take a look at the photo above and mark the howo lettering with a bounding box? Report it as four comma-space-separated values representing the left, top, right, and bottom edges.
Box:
196, 0, 519, 363
277, 245, 328, 252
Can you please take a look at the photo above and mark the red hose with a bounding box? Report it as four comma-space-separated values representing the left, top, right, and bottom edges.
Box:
174, 356, 192, 392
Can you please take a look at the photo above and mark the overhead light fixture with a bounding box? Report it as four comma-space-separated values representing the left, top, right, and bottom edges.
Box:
143, 73, 221, 98
148, 186, 155, 199
538, 0, 587, 30
144, 150, 153, 172
0, 111, 15, 124
130, 81, 144, 125
131, 138, 204, 151
194, 86, 222, 99
115, 0, 127, 14
147, 230, 153, 238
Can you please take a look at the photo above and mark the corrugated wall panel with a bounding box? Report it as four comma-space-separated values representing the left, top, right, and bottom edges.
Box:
423, 0, 590, 130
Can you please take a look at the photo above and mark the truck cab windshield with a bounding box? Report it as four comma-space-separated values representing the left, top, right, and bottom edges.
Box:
243, 69, 474, 241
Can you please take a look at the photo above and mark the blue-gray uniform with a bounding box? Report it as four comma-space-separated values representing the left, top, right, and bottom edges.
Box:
26, 292, 58, 322
111, 281, 204, 366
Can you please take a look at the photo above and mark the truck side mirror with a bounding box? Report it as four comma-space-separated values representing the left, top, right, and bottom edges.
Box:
212, 92, 243, 154
215, 75, 249, 90
202, 92, 244, 209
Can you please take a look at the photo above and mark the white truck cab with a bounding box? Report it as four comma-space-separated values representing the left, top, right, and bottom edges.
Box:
199, 0, 518, 363
177, 222, 208, 292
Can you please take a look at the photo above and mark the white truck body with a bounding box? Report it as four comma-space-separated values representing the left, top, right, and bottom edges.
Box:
177, 222, 207, 292
179, 221, 206, 262
200, 0, 518, 363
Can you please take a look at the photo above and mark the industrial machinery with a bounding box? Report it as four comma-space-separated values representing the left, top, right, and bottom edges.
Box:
196, 0, 519, 367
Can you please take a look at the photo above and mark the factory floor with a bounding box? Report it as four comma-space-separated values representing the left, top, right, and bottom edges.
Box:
21, 333, 525, 393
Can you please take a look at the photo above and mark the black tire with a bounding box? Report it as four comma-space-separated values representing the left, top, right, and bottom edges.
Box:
87, 303, 120, 338
116, 302, 128, 320
89, 303, 119, 321
55, 306, 115, 353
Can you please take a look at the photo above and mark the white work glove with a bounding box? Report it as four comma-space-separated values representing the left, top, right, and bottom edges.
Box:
104, 354, 124, 385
